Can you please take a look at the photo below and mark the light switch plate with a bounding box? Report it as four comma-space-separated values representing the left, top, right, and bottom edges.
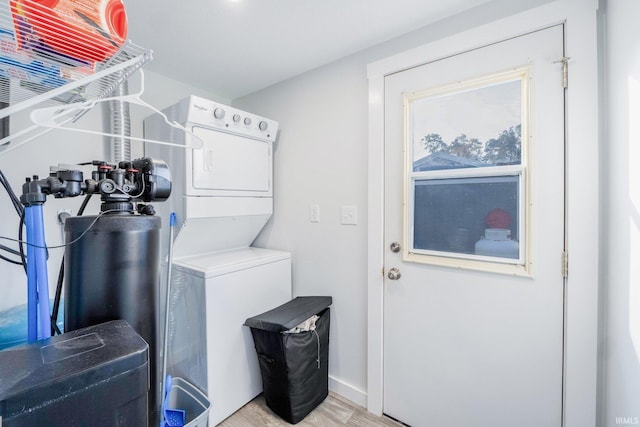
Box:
341, 205, 358, 225
310, 204, 320, 223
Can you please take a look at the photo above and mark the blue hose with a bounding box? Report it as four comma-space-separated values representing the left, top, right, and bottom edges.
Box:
32, 204, 51, 340
24, 204, 52, 341
25, 206, 38, 342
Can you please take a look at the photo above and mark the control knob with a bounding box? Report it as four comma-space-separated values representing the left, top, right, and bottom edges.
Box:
233, 114, 241, 123
244, 117, 252, 126
213, 108, 225, 119
259, 121, 268, 131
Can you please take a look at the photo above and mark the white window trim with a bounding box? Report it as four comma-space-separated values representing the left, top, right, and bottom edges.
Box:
404, 69, 530, 273
367, 2, 600, 427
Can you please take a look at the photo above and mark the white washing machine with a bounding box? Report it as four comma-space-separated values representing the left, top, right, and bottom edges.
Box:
144, 96, 292, 425
168, 247, 290, 426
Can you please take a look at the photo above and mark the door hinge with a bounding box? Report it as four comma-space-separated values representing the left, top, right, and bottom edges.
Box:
554, 57, 570, 89
562, 250, 569, 278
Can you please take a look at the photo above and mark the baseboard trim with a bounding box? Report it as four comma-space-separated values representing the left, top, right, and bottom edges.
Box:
328, 375, 367, 408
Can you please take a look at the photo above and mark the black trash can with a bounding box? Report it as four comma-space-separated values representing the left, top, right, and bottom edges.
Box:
0, 320, 148, 427
244, 296, 332, 424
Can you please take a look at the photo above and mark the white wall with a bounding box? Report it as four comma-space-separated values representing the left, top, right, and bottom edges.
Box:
0, 71, 225, 317
235, 58, 371, 401
234, 0, 554, 405
603, 0, 640, 424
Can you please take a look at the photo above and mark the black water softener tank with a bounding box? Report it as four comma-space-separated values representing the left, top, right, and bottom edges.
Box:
64, 214, 161, 426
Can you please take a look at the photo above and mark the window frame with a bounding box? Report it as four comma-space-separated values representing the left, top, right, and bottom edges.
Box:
402, 67, 533, 276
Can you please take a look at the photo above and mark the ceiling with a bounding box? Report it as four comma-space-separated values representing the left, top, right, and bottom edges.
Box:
124, 0, 492, 100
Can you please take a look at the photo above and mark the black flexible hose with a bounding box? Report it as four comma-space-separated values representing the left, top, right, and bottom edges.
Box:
0, 253, 23, 265
1, 168, 25, 269
50, 260, 64, 336
0, 169, 23, 217
0, 243, 21, 256
51, 193, 93, 335
0, 243, 22, 264
18, 208, 26, 274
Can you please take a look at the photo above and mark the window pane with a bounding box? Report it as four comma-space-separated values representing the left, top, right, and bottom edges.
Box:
412, 79, 522, 171
413, 176, 521, 260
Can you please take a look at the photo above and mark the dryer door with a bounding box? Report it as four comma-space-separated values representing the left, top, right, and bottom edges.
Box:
191, 126, 272, 196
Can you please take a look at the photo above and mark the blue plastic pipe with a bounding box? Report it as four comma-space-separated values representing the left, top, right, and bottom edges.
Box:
32, 204, 51, 340
25, 206, 38, 343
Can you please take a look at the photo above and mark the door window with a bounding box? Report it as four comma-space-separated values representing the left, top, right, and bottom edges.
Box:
404, 68, 529, 273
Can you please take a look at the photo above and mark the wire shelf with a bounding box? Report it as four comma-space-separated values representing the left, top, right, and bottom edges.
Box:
0, 0, 152, 151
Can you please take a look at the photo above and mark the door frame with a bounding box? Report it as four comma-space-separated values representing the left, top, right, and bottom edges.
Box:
366, 1, 600, 427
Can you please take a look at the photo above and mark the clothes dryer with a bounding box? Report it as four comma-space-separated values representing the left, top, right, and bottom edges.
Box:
144, 96, 291, 425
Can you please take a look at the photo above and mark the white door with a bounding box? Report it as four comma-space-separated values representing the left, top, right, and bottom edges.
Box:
383, 26, 565, 427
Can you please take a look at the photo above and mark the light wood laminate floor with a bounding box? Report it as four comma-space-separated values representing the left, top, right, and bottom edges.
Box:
218, 392, 404, 427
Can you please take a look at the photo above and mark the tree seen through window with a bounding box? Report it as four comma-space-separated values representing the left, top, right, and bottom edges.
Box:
417, 124, 521, 171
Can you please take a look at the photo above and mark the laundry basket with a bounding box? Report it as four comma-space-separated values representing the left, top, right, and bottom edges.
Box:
165, 377, 210, 427
244, 296, 332, 424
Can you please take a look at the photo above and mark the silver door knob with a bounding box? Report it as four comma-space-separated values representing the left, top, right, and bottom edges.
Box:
387, 267, 401, 280
390, 242, 401, 253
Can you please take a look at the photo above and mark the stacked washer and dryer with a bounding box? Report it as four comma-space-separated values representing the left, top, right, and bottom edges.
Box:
144, 96, 291, 426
